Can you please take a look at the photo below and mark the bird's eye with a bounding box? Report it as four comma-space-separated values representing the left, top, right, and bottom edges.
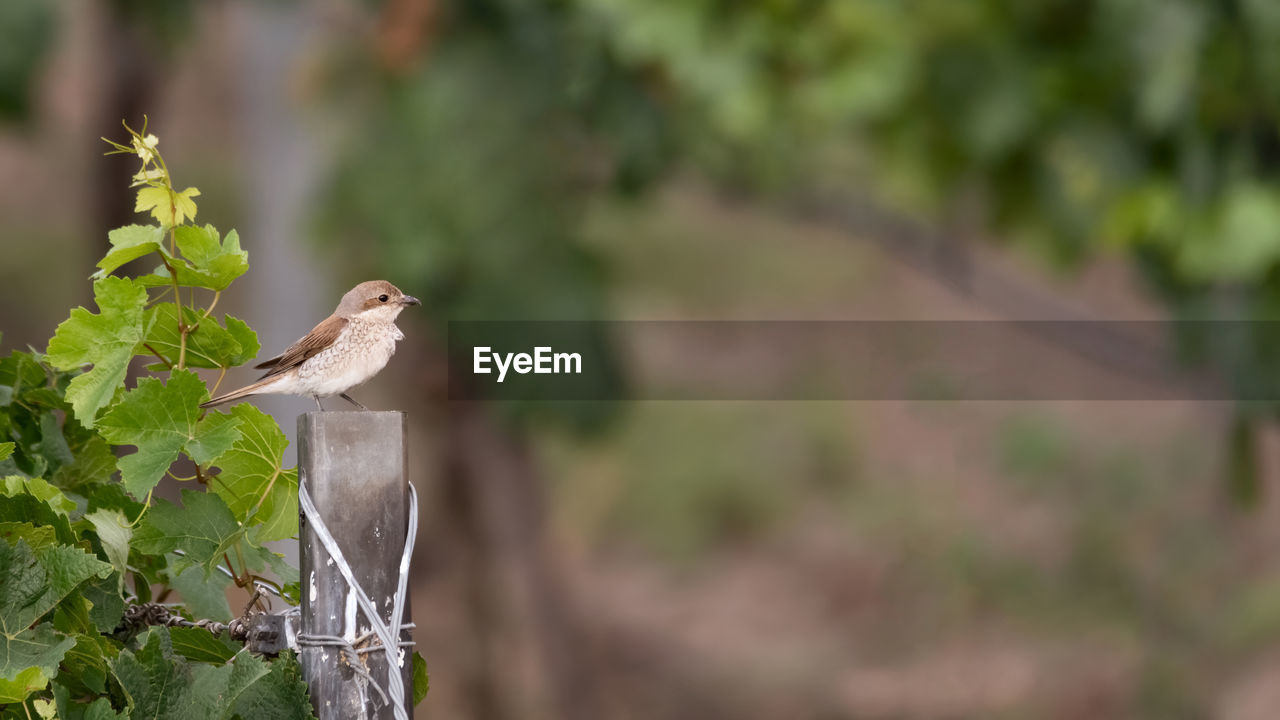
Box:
378, 294, 389, 303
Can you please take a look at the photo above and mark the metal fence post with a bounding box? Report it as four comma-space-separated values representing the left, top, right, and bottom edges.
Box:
299, 411, 413, 719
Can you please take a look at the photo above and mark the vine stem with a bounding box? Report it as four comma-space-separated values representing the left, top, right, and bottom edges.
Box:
201, 290, 221, 319
142, 343, 172, 370
145, 285, 173, 307
209, 366, 228, 397
157, 250, 188, 370
150, 144, 188, 370
224, 552, 243, 586
245, 466, 284, 524
128, 487, 155, 528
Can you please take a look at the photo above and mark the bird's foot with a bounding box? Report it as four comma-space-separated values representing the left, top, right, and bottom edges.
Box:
339, 392, 368, 410
313, 395, 324, 411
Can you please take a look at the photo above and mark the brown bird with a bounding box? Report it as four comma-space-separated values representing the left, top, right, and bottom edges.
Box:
201, 280, 420, 410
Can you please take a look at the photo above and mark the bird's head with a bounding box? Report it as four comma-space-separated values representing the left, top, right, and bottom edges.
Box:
335, 280, 421, 322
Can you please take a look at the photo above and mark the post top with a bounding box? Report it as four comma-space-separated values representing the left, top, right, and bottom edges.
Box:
299, 410, 406, 416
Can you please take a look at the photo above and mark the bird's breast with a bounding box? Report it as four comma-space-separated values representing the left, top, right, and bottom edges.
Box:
296, 320, 402, 396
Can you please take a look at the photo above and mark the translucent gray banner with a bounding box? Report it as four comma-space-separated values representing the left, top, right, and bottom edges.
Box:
444, 321, 1274, 401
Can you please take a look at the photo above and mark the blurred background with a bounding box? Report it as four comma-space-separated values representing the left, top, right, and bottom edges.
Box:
8, 1, 1280, 718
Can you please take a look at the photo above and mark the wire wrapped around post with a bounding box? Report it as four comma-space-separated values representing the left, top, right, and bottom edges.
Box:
298, 411, 417, 720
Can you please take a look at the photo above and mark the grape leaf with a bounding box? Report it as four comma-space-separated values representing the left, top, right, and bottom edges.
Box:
167, 558, 231, 623
0, 350, 45, 399
133, 490, 244, 576
112, 629, 270, 720
184, 411, 242, 466
168, 626, 238, 665
1, 477, 76, 516
82, 576, 124, 634
242, 543, 299, 587
135, 185, 200, 227
32, 413, 73, 474
0, 522, 56, 550
0, 539, 112, 635
84, 510, 130, 590
96, 370, 242, 498
0, 623, 74, 684
144, 304, 241, 369
93, 224, 164, 279
33, 697, 56, 719
46, 277, 150, 427
53, 435, 117, 490
0, 540, 109, 681
413, 651, 429, 705
0, 665, 46, 703
58, 633, 117, 695
109, 628, 184, 718
0, 444, 11, 463
230, 650, 317, 720
174, 225, 248, 291
0, 492, 75, 545
223, 315, 261, 366
209, 405, 298, 543
54, 682, 128, 720
138, 226, 248, 291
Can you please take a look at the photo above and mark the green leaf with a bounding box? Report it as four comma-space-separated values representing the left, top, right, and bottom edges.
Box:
134, 490, 244, 576
135, 185, 200, 227
174, 225, 248, 291
0, 351, 46, 399
0, 623, 74, 683
413, 651, 429, 705
94, 224, 165, 279
35, 544, 114, 616
58, 633, 117, 695
0, 492, 75, 545
230, 650, 317, 720
2, 477, 75, 516
33, 697, 57, 720
144, 304, 254, 369
97, 370, 242, 498
0, 522, 56, 550
138, 226, 248, 291
110, 628, 183, 718
242, 544, 299, 588
32, 413, 73, 474
168, 626, 238, 665
53, 436, 118, 491
112, 628, 270, 720
223, 315, 261, 366
54, 682, 128, 720
84, 509, 131, 590
51, 591, 93, 635
0, 444, 11, 463
185, 411, 242, 466
168, 559, 231, 623
0, 539, 112, 636
0, 665, 46, 704
82, 576, 124, 634
209, 405, 298, 543
0, 539, 111, 682
46, 277, 150, 427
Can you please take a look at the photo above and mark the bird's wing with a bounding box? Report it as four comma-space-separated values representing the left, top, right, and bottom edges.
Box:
255, 315, 349, 378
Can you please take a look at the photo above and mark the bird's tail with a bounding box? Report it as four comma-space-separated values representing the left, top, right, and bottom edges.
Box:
200, 376, 285, 409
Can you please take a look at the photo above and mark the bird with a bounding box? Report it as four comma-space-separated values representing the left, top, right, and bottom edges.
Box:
201, 280, 420, 411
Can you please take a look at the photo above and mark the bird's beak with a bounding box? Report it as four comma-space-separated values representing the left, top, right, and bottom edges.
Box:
402, 295, 421, 306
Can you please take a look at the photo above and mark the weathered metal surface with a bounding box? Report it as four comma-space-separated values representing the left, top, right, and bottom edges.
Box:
299, 411, 412, 720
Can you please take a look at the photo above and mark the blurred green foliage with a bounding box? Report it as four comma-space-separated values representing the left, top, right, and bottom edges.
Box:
318, 0, 1280, 489
0, 0, 54, 120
